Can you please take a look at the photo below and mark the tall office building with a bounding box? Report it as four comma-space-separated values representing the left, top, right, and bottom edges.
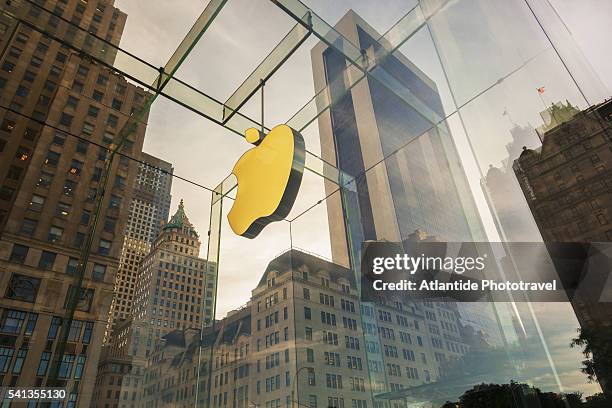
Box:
139, 249, 470, 408
310, 11, 503, 394
93, 200, 213, 408
514, 99, 612, 394
131, 200, 215, 357
311, 11, 484, 269
0, 1, 148, 405
106, 152, 173, 337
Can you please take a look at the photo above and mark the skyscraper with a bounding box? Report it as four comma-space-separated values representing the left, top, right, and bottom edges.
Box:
310, 12, 509, 400
0, 1, 147, 404
106, 152, 173, 338
131, 200, 215, 357
93, 200, 213, 407
310, 11, 484, 269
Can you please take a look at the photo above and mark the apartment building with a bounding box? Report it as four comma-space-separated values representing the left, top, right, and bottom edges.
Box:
138, 249, 471, 408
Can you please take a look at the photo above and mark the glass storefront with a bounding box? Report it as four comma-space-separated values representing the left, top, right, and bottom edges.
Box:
0, 0, 610, 407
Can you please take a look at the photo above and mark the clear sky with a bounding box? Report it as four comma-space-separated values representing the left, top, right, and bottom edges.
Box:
112, 0, 610, 396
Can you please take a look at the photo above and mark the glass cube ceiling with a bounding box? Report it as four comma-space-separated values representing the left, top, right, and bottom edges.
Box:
5, 0, 608, 318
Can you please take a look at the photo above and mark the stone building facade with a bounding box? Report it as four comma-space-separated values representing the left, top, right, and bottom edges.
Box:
137, 249, 470, 408
0, 1, 150, 405
514, 101, 612, 242
106, 152, 173, 338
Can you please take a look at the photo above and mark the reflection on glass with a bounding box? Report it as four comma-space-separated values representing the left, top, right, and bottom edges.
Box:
0, 0, 609, 407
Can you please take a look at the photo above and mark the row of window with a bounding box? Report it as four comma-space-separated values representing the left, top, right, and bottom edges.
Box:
9, 244, 107, 280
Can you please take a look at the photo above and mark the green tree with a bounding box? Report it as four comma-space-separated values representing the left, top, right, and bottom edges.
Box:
583, 393, 611, 408
570, 325, 612, 396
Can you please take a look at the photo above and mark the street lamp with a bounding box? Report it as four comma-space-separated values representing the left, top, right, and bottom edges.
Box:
291, 366, 312, 408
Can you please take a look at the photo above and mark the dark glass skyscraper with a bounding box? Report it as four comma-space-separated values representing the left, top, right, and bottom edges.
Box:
311, 11, 484, 268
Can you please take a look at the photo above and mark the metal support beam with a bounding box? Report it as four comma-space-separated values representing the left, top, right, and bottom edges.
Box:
222, 22, 311, 124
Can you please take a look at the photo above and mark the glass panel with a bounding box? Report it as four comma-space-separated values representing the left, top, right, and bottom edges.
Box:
223, 22, 311, 123
0, 0, 609, 407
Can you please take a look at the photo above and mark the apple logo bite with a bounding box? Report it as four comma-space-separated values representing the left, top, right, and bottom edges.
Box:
227, 124, 305, 239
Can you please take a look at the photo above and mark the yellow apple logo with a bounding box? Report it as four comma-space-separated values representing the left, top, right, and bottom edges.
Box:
228, 124, 305, 239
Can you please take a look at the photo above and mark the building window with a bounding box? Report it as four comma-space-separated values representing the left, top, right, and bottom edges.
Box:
37, 172, 53, 188
66, 96, 79, 109
307, 368, 316, 386
305, 327, 312, 340
58, 354, 75, 378
91, 167, 102, 182
109, 195, 121, 209
74, 355, 86, 379
53, 132, 66, 145
24, 313, 37, 335
81, 210, 90, 225
15, 146, 30, 161
29, 194, 45, 211
5, 274, 41, 303
73, 232, 85, 248
12, 349, 27, 374
0, 348, 14, 373
63, 179, 76, 196
76, 140, 88, 154
66, 258, 79, 275
48, 226, 64, 242
102, 131, 114, 144
98, 239, 111, 255
103, 218, 116, 233
0, 309, 26, 334
111, 99, 122, 110
45, 150, 61, 166
0, 186, 15, 201
304, 307, 311, 320
114, 175, 126, 189
20, 218, 37, 236
1, 61, 15, 73
72, 80, 83, 92
47, 317, 62, 339
67, 320, 82, 342
96, 74, 108, 85
38, 250, 57, 270
37, 352, 51, 376
87, 105, 99, 117
9, 244, 28, 263
69, 159, 83, 175
93, 264, 106, 281
77, 65, 89, 77
107, 114, 118, 128
306, 348, 314, 363
92, 90, 104, 102
56, 202, 71, 217
82, 322, 93, 344
59, 113, 73, 127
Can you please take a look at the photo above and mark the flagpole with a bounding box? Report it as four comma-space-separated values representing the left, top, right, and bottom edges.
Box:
537, 87, 548, 111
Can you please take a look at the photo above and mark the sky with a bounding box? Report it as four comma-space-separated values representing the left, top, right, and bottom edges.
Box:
111, 0, 611, 396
